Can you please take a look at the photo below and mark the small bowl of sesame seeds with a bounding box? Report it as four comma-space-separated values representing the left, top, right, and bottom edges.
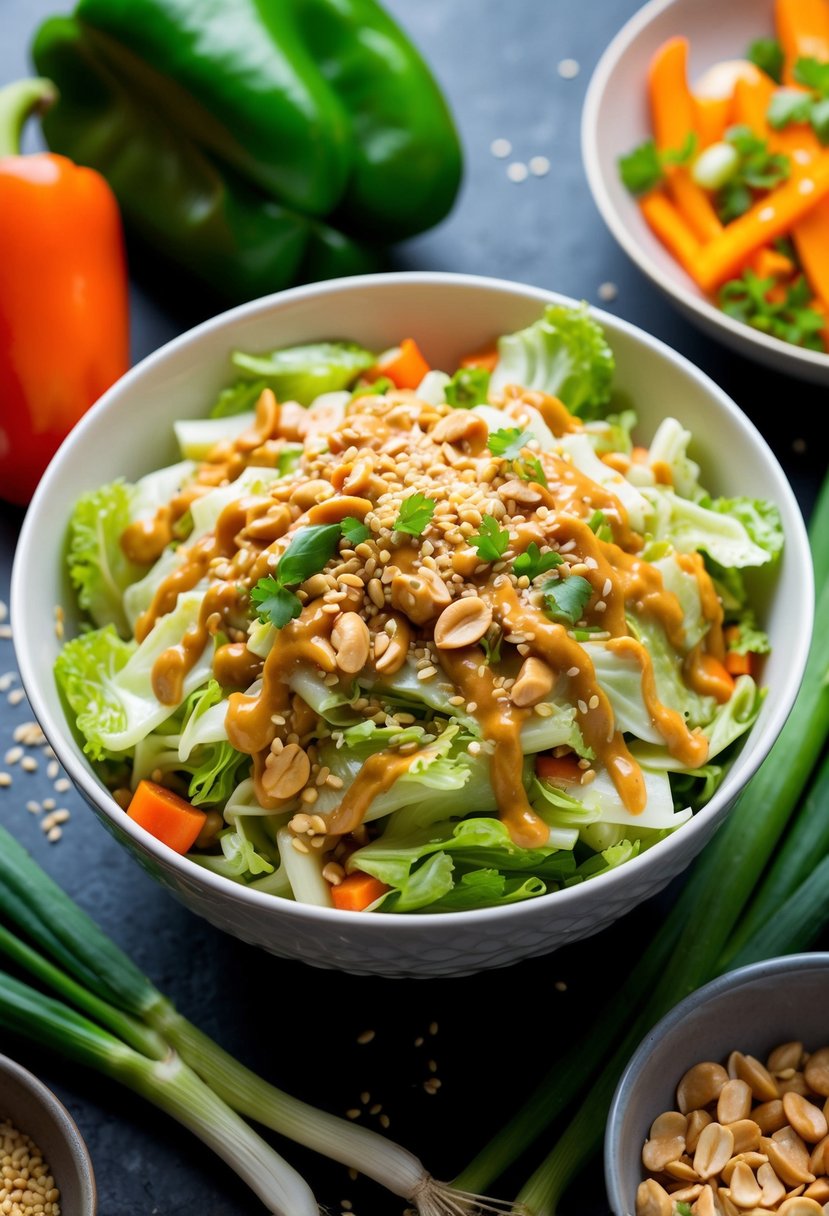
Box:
605, 953, 829, 1216
0, 1052, 96, 1215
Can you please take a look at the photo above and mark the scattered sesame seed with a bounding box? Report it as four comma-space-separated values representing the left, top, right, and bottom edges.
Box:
356, 1029, 375, 1045
47, 760, 59, 780
428, 1059, 438, 1073
369, 1103, 382, 1115
4, 746, 22, 765
598, 281, 618, 302
557, 57, 580, 78
360, 1092, 370, 1105
793, 437, 807, 453
0, 625, 12, 640
345, 1109, 361, 1120
506, 161, 529, 183
758, 205, 775, 222
26, 800, 40, 814
490, 137, 512, 159
0, 602, 6, 622
379, 1114, 390, 1129
47, 825, 62, 843
54, 777, 71, 793
8, 688, 25, 706
528, 155, 550, 177
348, 1168, 358, 1182
555, 980, 568, 992
414, 1036, 424, 1047
21, 756, 38, 772
567, 666, 580, 677
799, 178, 816, 194
0, 772, 11, 787
429, 1021, 439, 1036
341, 1203, 353, 1213
42, 797, 55, 811
0, 672, 16, 692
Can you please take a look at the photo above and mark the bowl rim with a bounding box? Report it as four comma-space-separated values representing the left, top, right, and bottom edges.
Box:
0, 1050, 97, 1212
11, 269, 814, 931
580, 0, 829, 374
604, 951, 829, 1214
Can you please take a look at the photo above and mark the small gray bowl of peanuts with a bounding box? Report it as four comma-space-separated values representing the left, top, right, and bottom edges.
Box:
0, 1052, 96, 1215
605, 953, 829, 1216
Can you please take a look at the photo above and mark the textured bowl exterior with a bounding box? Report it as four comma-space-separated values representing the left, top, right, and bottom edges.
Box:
11, 272, 812, 978
582, 0, 829, 384
606, 955, 829, 1215
0, 1053, 97, 1214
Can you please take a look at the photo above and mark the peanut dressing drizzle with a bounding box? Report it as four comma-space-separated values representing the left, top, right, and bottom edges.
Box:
119, 378, 737, 850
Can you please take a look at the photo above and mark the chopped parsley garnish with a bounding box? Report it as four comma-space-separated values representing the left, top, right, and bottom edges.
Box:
719, 270, 827, 351
618, 131, 696, 195
487, 426, 533, 459
747, 37, 784, 84
513, 542, 563, 581
512, 453, 548, 487
250, 522, 343, 628
541, 574, 593, 626
341, 516, 370, 546
393, 491, 437, 537
469, 514, 510, 562
445, 367, 490, 408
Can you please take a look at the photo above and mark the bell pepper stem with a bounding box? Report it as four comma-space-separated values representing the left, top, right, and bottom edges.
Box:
0, 78, 58, 159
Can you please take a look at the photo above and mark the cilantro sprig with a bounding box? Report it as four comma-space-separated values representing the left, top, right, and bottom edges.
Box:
747, 37, 784, 84
618, 131, 696, 195
714, 126, 790, 222
719, 270, 826, 351
445, 367, 490, 408
341, 516, 370, 546
513, 542, 562, 581
469, 515, 510, 562
393, 491, 437, 537
487, 427, 548, 486
541, 574, 593, 626
250, 522, 343, 628
768, 57, 829, 143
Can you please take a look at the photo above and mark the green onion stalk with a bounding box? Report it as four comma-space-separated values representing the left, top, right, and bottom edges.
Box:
458, 474, 829, 1208
0, 969, 318, 1216
0, 826, 512, 1216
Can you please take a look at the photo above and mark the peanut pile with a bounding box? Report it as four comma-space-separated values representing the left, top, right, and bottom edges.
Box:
637, 1043, 829, 1216
0, 1116, 61, 1215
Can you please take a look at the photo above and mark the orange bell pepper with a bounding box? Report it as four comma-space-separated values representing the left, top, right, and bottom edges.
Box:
0, 79, 129, 506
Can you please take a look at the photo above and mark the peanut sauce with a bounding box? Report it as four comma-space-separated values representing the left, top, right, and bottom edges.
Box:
325, 750, 423, 835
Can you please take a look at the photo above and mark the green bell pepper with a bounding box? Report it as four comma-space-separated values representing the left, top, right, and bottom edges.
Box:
31, 0, 461, 303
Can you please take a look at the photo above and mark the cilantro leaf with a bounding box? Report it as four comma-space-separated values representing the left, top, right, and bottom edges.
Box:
618, 133, 696, 195
794, 56, 829, 94
768, 87, 814, 129
250, 579, 302, 629
719, 270, 827, 351
541, 575, 593, 626
618, 139, 664, 194
488, 427, 533, 459
341, 516, 370, 546
469, 515, 510, 562
811, 95, 829, 142
393, 492, 437, 537
445, 367, 490, 408
713, 126, 790, 222
512, 453, 548, 487
513, 542, 563, 580
748, 37, 784, 84
276, 524, 344, 587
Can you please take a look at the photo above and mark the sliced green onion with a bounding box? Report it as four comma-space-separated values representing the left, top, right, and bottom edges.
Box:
691, 141, 740, 190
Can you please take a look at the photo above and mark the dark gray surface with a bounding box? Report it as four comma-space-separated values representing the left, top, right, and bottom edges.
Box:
0, 2, 825, 1214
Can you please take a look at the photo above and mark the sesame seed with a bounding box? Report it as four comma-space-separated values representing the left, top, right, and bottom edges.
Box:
369, 1103, 382, 1115
345, 1109, 361, 1120
758, 205, 775, 221
429, 1021, 439, 1036
47, 826, 62, 843
557, 57, 580, 78
0, 772, 11, 787
598, 281, 618, 302
577, 699, 589, 714
0, 625, 12, 640
799, 178, 816, 194
588, 695, 600, 710
506, 161, 529, 183
793, 437, 807, 453
4, 747, 22, 765
356, 1029, 375, 1045
567, 666, 580, 677
602, 578, 612, 597
26, 800, 40, 814
54, 777, 71, 792
490, 137, 512, 158
379, 1114, 390, 1129
0, 602, 6, 622
528, 155, 550, 177
555, 980, 568, 992
8, 688, 25, 706
21, 756, 38, 772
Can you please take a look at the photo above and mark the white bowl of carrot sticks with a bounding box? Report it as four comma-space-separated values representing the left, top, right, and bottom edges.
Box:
582, 0, 829, 381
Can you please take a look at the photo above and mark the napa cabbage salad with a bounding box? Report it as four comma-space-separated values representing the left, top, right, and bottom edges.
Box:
55, 304, 782, 914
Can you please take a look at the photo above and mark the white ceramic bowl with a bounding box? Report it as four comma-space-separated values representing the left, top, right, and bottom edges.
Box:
11, 272, 813, 977
582, 0, 829, 383
605, 954, 829, 1215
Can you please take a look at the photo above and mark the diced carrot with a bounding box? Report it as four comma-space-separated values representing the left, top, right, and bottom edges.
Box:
366, 338, 430, 390
639, 193, 707, 286
535, 754, 583, 784
127, 780, 206, 854
725, 651, 754, 676
695, 654, 736, 704
752, 247, 797, 278
696, 154, 829, 290
693, 95, 732, 147
331, 871, 390, 912
460, 343, 499, 372
776, 0, 829, 84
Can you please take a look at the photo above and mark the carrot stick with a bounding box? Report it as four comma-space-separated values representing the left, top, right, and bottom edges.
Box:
725, 651, 754, 676
752, 246, 796, 277
733, 73, 777, 135
697, 154, 829, 289
535, 754, 583, 784
648, 38, 724, 241
776, 0, 829, 83
460, 343, 499, 372
331, 872, 390, 912
693, 95, 732, 147
639, 192, 707, 286
127, 780, 206, 854
366, 338, 430, 390
793, 198, 829, 303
